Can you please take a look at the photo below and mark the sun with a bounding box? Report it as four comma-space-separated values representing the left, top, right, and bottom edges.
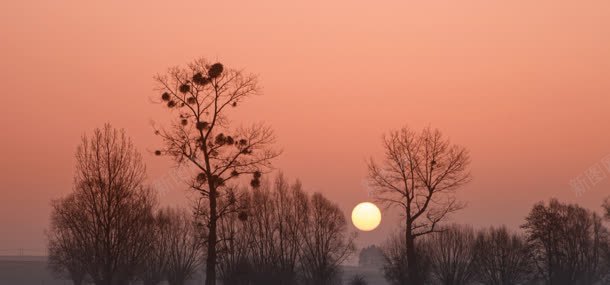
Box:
351, 202, 382, 231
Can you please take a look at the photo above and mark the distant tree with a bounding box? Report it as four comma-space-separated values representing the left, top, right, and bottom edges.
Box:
522, 199, 609, 285
427, 224, 478, 285
245, 180, 281, 284
473, 226, 534, 285
215, 174, 354, 285
139, 210, 172, 285
48, 125, 156, 285
138, 206, 202, 285
271, 175, 309, 284
368, 126, 471, 285
152, 58, 280, 285
47, 196, 88, 285
163, 207, 204, 285
215, 186, 252, 285
603, 197, 610, 283
240, 174, 306, 285
299, 192, 356, 285
359, 245, 385, 269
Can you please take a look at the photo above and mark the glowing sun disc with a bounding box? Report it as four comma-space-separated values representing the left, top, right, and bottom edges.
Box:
351, 202, 382, 231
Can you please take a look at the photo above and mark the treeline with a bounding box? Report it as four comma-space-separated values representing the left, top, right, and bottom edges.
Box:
47, 125, 355, 285
209, 174, 355, 285
381, 199, 610, 285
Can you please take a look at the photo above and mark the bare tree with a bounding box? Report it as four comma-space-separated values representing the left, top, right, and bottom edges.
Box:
139, 210, 172, 285
215, 187, 252, 285
368, 126, 471, 285
215, 174, 353, 285
473, 226, 534, 285
152, 58, 279, 285
48, 124, 156, 285
522, 199, 609, 285
300, 192, 356, 285
216, 175, 306, 285
163, 207, 204, 285
269, 174, 307, 284
233, 174, 307, 285
426, 224, 478, 285
47, 195, 88, 285
245, 180, 279, 283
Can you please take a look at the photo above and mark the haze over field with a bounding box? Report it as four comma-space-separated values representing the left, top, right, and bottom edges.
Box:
1, 0, 610, 254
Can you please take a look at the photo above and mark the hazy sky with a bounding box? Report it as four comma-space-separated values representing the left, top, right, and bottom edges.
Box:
1, 1, 610, 253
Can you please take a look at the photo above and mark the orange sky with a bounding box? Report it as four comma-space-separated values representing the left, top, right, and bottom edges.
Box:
1, 1, 610, 253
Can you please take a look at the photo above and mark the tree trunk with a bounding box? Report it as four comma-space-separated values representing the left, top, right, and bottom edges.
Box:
406, 222, 421, 285
205, 186, 218, 285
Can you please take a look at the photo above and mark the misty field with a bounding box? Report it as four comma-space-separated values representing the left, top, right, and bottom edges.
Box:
0, 256, 386, 285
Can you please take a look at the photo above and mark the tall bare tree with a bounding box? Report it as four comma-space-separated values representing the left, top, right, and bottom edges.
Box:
368, 126, 471, 285
48, 124, 156, 285
152, 58, 279, 285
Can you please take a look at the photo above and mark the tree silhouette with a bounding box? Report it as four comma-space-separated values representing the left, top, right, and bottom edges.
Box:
139, 210, 171, 285
47, 124, 156, 285
152, 58, 280, 285
473, 226, 534, 285
522, 199, 609, 285
368, 126, 471, 285
213, 174, 354, 285
47, 196, 88, 285
162, 207, 204, 285
300, 192, 356, 285
426, 224, 478, 285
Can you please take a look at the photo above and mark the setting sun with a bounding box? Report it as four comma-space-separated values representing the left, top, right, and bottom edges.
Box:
352, 202, 382, 231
